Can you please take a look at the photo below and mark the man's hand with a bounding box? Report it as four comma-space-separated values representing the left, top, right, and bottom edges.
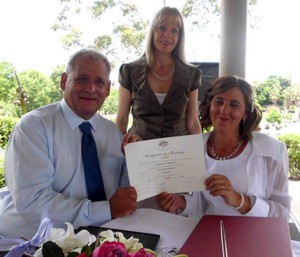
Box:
109, 186, 137, 219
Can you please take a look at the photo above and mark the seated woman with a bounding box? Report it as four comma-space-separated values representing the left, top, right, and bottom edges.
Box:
157, 75, 291, 219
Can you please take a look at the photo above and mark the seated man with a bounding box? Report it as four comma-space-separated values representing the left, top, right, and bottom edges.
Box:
0, 48, 137, 238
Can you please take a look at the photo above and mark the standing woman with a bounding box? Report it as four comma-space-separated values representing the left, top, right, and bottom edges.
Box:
116, 6, 202, 141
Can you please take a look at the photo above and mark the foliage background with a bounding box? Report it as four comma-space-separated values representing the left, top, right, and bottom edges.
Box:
0, 154, 4, 188
279, 134, 300, 180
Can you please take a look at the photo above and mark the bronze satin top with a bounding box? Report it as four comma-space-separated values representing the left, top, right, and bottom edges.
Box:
118, 56, 201, 140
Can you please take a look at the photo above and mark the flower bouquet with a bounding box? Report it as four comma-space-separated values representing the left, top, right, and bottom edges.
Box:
34, 223, 157, 257
1, 218, 187, 257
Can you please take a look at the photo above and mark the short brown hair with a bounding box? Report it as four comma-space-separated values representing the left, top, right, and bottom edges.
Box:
200, 75, 262, 140
66, 48, 111, 75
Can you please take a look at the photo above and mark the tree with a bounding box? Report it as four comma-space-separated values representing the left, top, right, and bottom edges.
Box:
284, 84, 300, 110
0, 62, 22, 116
52, 0, 259, 67
254, 75, 291, 107
49, 65, 65, 101
266, 108, 282, 124
0, 63, 65, 117
18, 70, 58, 113
254, 80, 273, 106
0, 62, 18, 103
181, 0, 258, 28
14, 73, 29, 115
268, 75, 291, 106
101, 87, 118, 114
52, 0, 149, 67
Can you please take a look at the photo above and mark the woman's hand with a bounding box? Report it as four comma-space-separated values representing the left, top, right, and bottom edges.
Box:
205, 174, 242, 208
121, 133, 142, 154
157, 192, 186, 214
122, 133, 142, 146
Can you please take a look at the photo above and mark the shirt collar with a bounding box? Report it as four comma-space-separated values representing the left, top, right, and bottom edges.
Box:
60, 99, 98, 131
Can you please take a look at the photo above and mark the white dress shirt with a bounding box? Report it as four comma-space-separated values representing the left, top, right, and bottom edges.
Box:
0, 99, 129, 238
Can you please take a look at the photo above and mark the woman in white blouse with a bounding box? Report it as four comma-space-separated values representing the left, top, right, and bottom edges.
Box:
158, 75, 291, 219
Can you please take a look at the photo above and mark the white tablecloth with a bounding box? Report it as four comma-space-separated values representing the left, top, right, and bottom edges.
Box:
103, 208, 200, 256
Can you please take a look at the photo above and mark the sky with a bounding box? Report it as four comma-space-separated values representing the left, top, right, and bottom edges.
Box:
246, 0, 300, 84
0, 0, 299, 84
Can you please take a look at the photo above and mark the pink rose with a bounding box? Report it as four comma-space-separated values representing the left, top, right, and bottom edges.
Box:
128, 248, 155, 257
92, 241, 129, 257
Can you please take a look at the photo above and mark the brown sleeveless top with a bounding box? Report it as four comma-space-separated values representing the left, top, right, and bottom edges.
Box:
118, 56, 202, 140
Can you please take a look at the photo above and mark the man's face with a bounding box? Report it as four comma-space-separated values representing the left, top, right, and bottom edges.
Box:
60, 57, 111, 120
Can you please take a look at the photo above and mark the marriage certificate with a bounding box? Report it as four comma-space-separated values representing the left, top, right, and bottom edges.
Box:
124, 134, 207, 201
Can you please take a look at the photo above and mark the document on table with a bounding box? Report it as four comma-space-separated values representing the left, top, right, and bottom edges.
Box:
102, 208, 200, 252
124, 134, 207, 201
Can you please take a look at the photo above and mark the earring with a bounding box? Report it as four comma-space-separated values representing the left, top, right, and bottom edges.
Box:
242, 119, 246, 128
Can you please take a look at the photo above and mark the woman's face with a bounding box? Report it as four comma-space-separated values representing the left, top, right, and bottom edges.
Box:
153, 16, 180, 54
210, 87, 247, 136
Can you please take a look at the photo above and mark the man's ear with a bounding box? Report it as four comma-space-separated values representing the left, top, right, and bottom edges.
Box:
60, 72, 68, 91
105, 80, 111, 97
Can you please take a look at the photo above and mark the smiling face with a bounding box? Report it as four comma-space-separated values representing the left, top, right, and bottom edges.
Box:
210, 87, 247, 136
153, 16, 180, 54
61, 57, 111, 120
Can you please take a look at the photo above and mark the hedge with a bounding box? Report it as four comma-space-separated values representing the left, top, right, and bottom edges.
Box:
278, 134, 300, 180
0, 116, 19, 149
0, 154, 4, 188
0, 116, 18, 188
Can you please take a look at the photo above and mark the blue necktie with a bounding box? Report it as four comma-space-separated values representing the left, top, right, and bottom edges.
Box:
79, 122, 106, 201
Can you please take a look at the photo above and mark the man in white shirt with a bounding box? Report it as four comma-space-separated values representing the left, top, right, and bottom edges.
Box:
0, 48, 138, 238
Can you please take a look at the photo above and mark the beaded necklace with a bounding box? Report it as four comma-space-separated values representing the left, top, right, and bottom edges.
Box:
211, 139, 243, 160
151, 63, 175, 81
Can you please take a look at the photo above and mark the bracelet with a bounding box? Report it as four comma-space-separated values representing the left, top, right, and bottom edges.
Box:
175, 208, 183, 214
235, 193, 245, 210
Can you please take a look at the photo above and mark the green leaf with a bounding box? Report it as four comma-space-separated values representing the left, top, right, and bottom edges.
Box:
42, 241, 64, 257
67, 252, 80, 257
81, 242, 96, 255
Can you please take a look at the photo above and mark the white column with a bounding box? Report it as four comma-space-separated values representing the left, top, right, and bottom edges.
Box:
220, 0, 248, 78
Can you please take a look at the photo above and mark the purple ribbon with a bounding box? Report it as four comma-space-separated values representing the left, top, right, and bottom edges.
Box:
0, 217, 53, 257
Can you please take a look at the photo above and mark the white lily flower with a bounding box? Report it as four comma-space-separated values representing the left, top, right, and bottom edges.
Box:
99, 230, 115, 239
97, 230, 144, 253
34, 223, 96, 257
120, 235, 142, 252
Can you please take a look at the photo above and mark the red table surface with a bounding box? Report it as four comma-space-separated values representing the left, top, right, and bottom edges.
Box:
178, 215, 293, 257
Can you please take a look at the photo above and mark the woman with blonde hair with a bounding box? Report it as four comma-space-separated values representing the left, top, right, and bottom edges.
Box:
116, 7, 202, 141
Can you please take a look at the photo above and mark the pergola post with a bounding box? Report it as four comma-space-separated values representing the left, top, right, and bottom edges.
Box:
219, 0, 248, 78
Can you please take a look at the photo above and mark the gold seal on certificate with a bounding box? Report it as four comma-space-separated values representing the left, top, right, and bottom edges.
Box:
124, 134, 207, 201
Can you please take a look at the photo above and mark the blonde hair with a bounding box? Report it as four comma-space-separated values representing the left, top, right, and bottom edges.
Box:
145, 7, 187, 67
